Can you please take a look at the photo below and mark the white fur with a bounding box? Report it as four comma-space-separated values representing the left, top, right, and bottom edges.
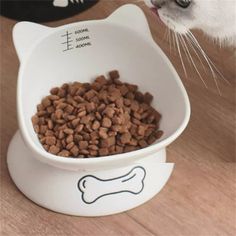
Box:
144, 0, 236, 46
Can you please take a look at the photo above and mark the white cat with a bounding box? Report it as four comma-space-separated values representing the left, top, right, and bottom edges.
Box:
144, 0, 236, 46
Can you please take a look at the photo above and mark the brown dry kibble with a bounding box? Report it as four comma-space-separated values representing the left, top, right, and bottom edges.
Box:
78, 110, 87, 118
144, 92, 153, 105
115, 145, 123, 153
56, 102, 67, 110
147, 135, 156, 145
71, 118, 80, 128
66, 134, 73, 144
102, 117, 112, 128
91, 82, 102, 91
126, 92, 135, 100
84, 90, 96, 101
120, 132, 132, 144
43, 144, 49, 150
129, 138, 138, 146
71, 146, 79, 157
139, 140, 148, 148
127, 83, 138, 92
48, 145, 60, 155
65, 104, 74, 114
79, 141, 89, 149
90, 132, 99, 141
124, 145, 136, 153
90, 150, 98, 156
100, 136, 116, 148
66, 142, 75, 150
75, 124, 84, 133
112, 116, 122, 125
67, 115, 76, 121
124, 98, 131, 106
56, 140, 62, 149
48, 95, 60, 101
55, 109, 63, 119
89, 145, 99, 151
80, 115, 91, 125
40, 125, 47, 134
80, 150, 89, 155
137, 125, 146, 136
33, 125, 39, 133
37, 104, 44, 112
99, 148, 109, 156
109, 70, 120, 80
50, 87, 59, 95
31, 115, 39, 125
92, 120, 100, 130
64, 128, 74, 135
86, 102, 96, 112
74, 134, 83, 143
42, 97, 51, 108
98, 127, 108, 139
37, 110, 47, 117
155, 130, 164, 139
58, 150, 70, 157
103, 106, 115, 118
95, 75, 107, 86
47, 120, 53, 129
130, 100, 139, 112
32, 70, 163, 158
45, 136, 56, 146
46, 106, 55, 114
45, 130, 54, 137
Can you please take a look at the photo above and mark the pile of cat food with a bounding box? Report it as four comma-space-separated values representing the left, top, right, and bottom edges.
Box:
31, 70, 163, 158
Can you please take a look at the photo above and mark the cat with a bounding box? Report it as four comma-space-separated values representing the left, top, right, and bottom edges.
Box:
144, 0, 236, 46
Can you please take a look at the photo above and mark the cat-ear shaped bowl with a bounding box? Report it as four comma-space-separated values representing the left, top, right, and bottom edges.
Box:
7, 4, 190, 216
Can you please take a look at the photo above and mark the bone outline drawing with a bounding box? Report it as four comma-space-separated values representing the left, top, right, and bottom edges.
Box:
78, 166, 146, 204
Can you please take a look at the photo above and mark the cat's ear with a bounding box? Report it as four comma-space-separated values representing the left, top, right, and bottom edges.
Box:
107, 4, 152, 38
13, 22, 52, 62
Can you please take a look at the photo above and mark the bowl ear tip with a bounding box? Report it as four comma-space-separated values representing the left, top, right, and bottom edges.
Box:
107, 4, 152, 38
13, 22, 52, 62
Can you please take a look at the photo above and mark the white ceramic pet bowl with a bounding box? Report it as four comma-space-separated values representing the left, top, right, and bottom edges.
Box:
7, 4, 190, 216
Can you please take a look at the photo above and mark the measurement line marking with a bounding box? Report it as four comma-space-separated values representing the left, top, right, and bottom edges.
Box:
62, 40, 73, 44
61, 31, 74, 52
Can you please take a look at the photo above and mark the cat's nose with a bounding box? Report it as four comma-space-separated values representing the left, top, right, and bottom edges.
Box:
151, 0, 166, 9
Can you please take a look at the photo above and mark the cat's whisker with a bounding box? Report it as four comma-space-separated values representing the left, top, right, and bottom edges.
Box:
163, 28, 169, 41
188, 35, 230, 85
187, 31, 217, 78
178, 34, 192, 67
168, 28, 172, 54
179, 33, 208, 88
205, 57, 231, 85
175, 33, 188, 78
181, 34, 207, 74
187, 31, 224, 94
171, 30, 177, 51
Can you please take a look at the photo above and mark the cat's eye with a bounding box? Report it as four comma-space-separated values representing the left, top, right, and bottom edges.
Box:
175, 0, 191, 8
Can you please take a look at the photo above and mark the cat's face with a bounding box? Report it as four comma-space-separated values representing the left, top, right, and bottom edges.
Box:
144, 0, 233, 36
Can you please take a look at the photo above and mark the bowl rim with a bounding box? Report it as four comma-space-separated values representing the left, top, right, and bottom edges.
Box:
16, 19, 191, 167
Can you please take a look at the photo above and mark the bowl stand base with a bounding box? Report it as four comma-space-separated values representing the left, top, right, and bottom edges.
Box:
7, 131, 174, 216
